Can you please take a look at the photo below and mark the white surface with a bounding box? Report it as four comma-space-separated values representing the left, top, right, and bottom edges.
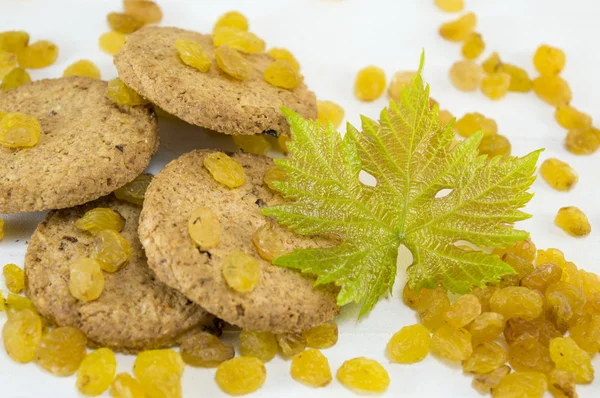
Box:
1, 0, 599, 396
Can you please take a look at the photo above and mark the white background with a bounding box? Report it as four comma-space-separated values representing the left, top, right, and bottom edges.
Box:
1, 0, 600, 396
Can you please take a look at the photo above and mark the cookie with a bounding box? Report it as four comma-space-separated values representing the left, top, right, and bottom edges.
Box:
114, 26, 317, 136
138, 150, 339, 334
0, 77, 159, 214
25, 195, 220, 353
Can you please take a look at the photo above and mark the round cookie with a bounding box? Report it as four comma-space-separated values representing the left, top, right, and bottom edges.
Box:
0, 77, 159, 214
25, 195, 220, 353
139, 150, 339, 334
114, 26, 316, 136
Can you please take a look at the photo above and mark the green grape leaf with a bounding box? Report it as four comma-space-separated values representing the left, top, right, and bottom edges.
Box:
263, 57, 541, 317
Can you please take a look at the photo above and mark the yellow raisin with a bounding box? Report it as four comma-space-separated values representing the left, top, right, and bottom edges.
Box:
290, 348, 331, 387
354, 66, 386, 101
0, 51, 17, 79
317, 100, 345, 128
546, 282, 586, 331
35, 326, 87, 376
548, 369, 577, 398
449, 59, 484, 91
565, 127, 600, 155
478, 134, 511, 158
76, 208, 125, 235
431, 326, 472, 362
3, 264, 25, 293
17, 40, 58, 69
214, 11, 249, 32
134, 350, 184, 398
263, 165, 287, 192
267, 48, 300, 72
439, 109, 454, 127
443, 294, 481, 328
0, 31, 29, 53
239, 330, 278, 362
252, 222, 286, 262
99, 31, 127, 55
534, 45, 566, 76
107, 78, 148, 106
0, 112, 41, 148
188, 207, 221, 251
434, 0, 464, 12
77, 347, 117, 396
472, 365, 511, 394
501, 253, 534, 283
111, 372, 145, 398
532, 75, 572, 106
180, 332, 234, 367
540, 158, 578, 191
63, 60, 101, 79
500, 63, 532, 93
463, 341, 507, 374
386, 324, 430, 364
175, 38, 211, 73
303, 322, 338, 349
468, 312, 505, 344
439, 12, 477, 42
92, 230, 131, 273
222, 250, 260, 293
555, 105, 592, 130
203, 152, 246, 188
462, 32, 485, 59
481, 72, 511, 100
505, 318, 562, 347
216, 357, 266, 395
521, 263, 563, 293
337, 357, 390, 393
123, 0, 163, 25
418, 288, 451, 330
2, 309, 42, 363
493, 372, 548, 398
508, 339, 554, 374
213, 27, 265, 54
0, 67, 31, 91
387, 71, 417, 101
569, 315, 600, 355
232, 135, 271, 155
69, 257, 105, 302
276, 333, 306, 358
264, 60, 301, 89
107, 12, 144, 34
5, 294, 37, 317
555, 207, 591, 237
579, 269, 600, 300
454, 112, 497, 137
489, 286, 543, 320
114, 173, 153, 205
493, 238, 536, 264
482, 52, 501, 73
549, 337, 594, 383
214, 44, 252, 80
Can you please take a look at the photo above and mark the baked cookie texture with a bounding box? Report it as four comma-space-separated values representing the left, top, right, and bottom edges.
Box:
0, 77, 159, 214
139, 150, 339, 334
114, 26, 317, 136
25, 195, 220, 353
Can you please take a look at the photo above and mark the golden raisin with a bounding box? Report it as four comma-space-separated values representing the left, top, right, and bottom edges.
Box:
472, 365, 511, 394
534, 45, 566, 76
175, 38, 212, 73
548, 369, 577, 398
180, 332, 234, 367
291, 349, 331, 387
546, 282, 586, 331
579, 269, 600, 300
188, 207, 221, 251
92, 230, 131, 273
214, 45, 252, 80
478, 134, 511, 158
489, 286, 543, 320
439, 109, 454, 127
501, 253, 534, 282
354, 66, 386, 101
222, 250, 260, 293
0, 31, 29, 53
99, 31, 127, 55
417, 288, 451, 330
134, 350, 184, 398
107, 12, 144, 34
63, 60, 101, 79
461, 32, 485, 59
252, 222, 286, 262
435, 0, 464, 12
203, 152, 246, 188
2, 308, 42, 363
500, 63, 532, 93
107, 78, 148, 106
569, 314, 600, 355
303, 322, 339, 349
431, 326, 472, 362
263, 166, 287, 191
111, 372, 145, 398
0, 67, 31, 92
0, 51, 17, 79
521, 263, 563, 293
493, 238, 536, 263
449, 60, 484, 91
5, 294, 36, 317
555, 207, 591, 237
114, 173, 153, 205
463, 341, 507, 374
493, 371, 548, 398
267, 48, 300, 72
214, 11, 249, 32
216, 357, 266, 395
276, 333, 306, 358
123, 0, 163, 25
482, 52, 501, 73
337, 357, 390, 393
555, 106, 592, 130
454, 112, 497, 137
540, 158, 578, 191
508, 339, 554, 373
35, 326, 87, 376
68, 257, 105, 302
264, 60, 301, 90
386, 324, 430, 364
439, 12, 477, 42
387, 71, 417, 101
549, 337, 594, 383
233, 135, 271, 155
77, 347, 117, 396
532, 75, 572, 106
0, 112, 41, 148
17, 40, 58, 69
213, 27, 265, 54
565, 127, 600, 155
443, 293, 481, 328
239, 330, 278, 362
76, 208, 124, 235
317, 100, 345, 128
3, 264, 25, 294
504, 318, 562, 347
481, 72, 511, 100
468, 312, 505, 344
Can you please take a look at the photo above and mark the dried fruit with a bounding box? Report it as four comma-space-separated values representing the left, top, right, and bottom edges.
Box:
107, 12, 144, 34
546, 282, 586, 331
233, 135, 271, 155
493, 238, 536, 263
500, 63, 532, 93
76, 208, 124, 235
504, 318, 562, 347
123, 0, 163, 24
175, 38, 211, 73
267, 48, 300, 72
388, 71, 417, 101
490, 287, 543, 320
0, 51, 17, 79
478, 134, 511, 158
0, 31, 29, 53
443, 293, 481, 328
468, 312, 505, 343
239, 330, 278, 363
549, 369, 578, 398
482, 52, 501, 73
213, 27, 265, 54
114, 173, 153, 205
203, 152, 246, 188
402, 284, 445, 310
264, 60, 301, 90
454, 112, 497, 137
501, 253, 534, 282
69, 257, 105, 302
549, 337, 594, 383
35, 326, 87, 376
555, 207, 591, 237
439, 12, 477, 42
17, 40, 58, 68
539, 158, 578, 191
188, 207, 221, 251
522, 263, 563, 293
565, 127, 600, 155
0, 67, 31, 91
532, 75, 572, 106
2, 309, 42, 363
430, 326, 472, 362
107, 78, 148, 106
290, 348, 332, 387
481, 72, 511, 100
462, 32, 485, 59
252, 222, 286, 262
92, 230, 131, 273
5, 294, 36, 317
180, 332, 234, 367
434, 0, 464, 12
215, 357, 266, 395
555, 106, 592, 130
417, 287, 451, 330
99, 31, 127, 55
134, 350, 184, 398
569, 315, 600, 355
63, 59, 101, 79
537, 249, 581, 287
463, 341, 507, 374
386, 324, 430, 364
579, 270, 600, 300
276, 333, 306, 358
354, 66, 386, 101
263, 165, 287, 191
472, 365, 511, 394
0, 112, 41, 148
317, 100, 345, 128
303, 322, 339, 349
77, 347, 117, 396
214, 11, 249, 32
111, 372, 145, 398
3, 264, 25, 293
336, 357, 390, 393
508, 339, 554, 373
533, 45, 566, 76
493, 372, 548, 398
449, 60, 484, 91
222, 250, 260, 293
